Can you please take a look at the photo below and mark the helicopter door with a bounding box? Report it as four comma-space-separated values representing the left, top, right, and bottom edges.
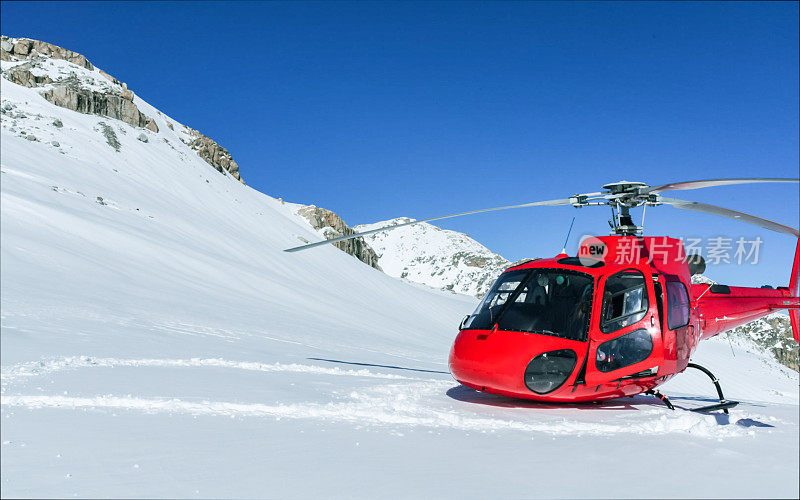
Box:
664, 280, 692, 372
584, 268, 664, 386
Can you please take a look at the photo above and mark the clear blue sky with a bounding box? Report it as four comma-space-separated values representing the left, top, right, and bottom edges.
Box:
2, 1, 798, 286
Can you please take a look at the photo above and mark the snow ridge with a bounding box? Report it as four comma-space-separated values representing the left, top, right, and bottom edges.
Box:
0, 357, 413, 392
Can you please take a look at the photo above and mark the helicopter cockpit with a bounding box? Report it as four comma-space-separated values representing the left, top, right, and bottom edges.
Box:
450, 252, 667, 401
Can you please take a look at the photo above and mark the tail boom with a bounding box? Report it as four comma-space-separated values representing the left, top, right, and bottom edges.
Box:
693, 285, 799, 341
694, 238, 800, 341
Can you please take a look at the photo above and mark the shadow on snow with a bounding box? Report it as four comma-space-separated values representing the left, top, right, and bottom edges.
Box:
445, 386, 776, 427
307, 357, 449, 375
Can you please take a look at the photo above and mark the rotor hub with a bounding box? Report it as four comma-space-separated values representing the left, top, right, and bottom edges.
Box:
601, 180, 648, 194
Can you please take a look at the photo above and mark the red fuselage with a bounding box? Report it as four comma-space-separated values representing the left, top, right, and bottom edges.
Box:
448, 236, 800, 402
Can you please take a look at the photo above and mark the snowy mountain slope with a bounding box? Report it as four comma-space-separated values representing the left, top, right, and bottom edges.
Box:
725, 313, 798, 371
355, 218, 512, 297
1, 39, 798, 498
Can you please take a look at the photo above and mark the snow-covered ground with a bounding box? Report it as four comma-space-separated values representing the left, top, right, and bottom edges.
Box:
1, 43, 799, 498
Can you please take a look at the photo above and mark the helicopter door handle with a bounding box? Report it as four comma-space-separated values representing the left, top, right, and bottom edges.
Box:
651, 315, 655, 327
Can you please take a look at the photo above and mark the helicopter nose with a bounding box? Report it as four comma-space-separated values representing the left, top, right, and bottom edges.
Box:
449, 329, 583, 399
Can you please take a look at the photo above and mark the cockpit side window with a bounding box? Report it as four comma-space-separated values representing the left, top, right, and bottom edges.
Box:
601, 269, 649, 333
665, 281, 690, 329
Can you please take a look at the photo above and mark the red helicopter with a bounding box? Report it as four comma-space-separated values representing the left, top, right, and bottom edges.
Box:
286, 178, 800, 412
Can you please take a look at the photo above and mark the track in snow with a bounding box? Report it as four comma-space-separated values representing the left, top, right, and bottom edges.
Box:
1, 355, 785, 439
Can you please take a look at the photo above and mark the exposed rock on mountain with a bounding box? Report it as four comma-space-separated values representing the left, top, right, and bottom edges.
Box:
41, 85, 159, 132
354, 218, 512, 297
182, 128, 242, 182
296, 206, 382, 270
4, 62, 52, 87
1, 37, 92, 68
0, 36, 242, 183
1, 37, 159, 133
726, 313, 798, 371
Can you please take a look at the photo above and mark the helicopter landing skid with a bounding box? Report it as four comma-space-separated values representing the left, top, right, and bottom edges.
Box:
645, 389, 675, 410
684, 362, 739, 414
688, 400, 739, 413
645, 363, 739, 414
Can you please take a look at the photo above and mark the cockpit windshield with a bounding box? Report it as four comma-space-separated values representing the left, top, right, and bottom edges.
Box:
463, 269, 594, 341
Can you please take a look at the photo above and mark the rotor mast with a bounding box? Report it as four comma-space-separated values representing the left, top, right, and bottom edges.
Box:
601, 181, 649, 236
610, 204, 641, 236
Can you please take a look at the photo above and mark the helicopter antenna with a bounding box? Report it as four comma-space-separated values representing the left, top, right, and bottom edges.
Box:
561, 216, 576, 254
726, 331, 736, 357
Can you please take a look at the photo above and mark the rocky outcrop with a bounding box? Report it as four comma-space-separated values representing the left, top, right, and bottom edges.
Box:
297, 206, 382, 270
1, 37, 93, 68
41, 85, 158, 132
182, 128, 243, 183
1, 36, 159, 133
3, 62, 52, 87
726, 314, 798, 372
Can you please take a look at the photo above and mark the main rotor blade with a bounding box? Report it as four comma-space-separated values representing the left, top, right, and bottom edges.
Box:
660, 196, 800, 237
642, 178, 798, 194
284, 197, 572, 252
